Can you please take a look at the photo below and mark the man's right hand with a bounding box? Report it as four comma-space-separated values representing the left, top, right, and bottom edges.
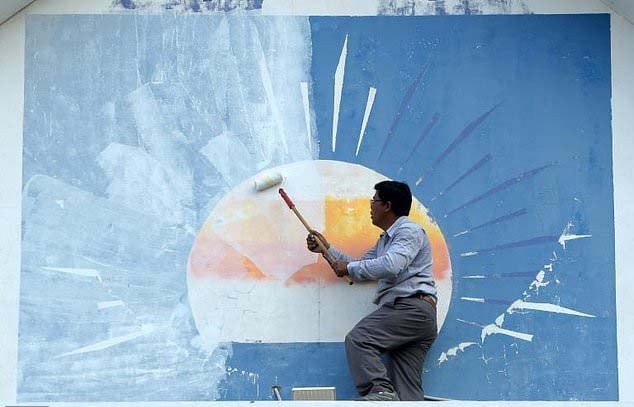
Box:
306, 230, 330, 253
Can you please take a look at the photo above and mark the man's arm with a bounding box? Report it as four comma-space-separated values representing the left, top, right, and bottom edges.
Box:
307, 230, 378, 281
327, 244, 379, 281
328, 243, 378, 263
347, 226, 423, 281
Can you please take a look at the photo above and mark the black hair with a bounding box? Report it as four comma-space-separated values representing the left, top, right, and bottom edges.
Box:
374, 180, 412, 217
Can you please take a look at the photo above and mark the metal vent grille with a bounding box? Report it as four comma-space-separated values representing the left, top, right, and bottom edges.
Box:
292, 386, 336, 400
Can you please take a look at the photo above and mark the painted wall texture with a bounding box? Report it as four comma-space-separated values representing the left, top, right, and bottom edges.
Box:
12, 7, 618, 404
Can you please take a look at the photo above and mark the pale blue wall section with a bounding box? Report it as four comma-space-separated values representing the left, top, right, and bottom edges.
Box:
20, 14, 315, 401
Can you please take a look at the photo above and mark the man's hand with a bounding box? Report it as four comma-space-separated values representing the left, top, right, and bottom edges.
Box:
306, 230, 330, 253
306, 232, 348, 278
332, 261, 349, 277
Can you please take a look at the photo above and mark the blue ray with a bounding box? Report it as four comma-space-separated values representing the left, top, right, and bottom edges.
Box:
417, 103, 499, 184
444, 164, 552, 217
377, 64, 429, 159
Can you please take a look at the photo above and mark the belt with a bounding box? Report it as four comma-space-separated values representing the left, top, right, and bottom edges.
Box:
410, 292, 437, 308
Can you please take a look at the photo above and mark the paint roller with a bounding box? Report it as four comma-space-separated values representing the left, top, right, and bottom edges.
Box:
253, 171, 285, 192
278, 188, 353, 285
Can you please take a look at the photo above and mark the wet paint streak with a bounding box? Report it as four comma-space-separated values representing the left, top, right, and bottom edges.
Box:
508, 300, 596, 318
40, 266, 102, 280
481, 324, 533, 343
444, 164, 552, 217
452, 208, 528, 236
378, 64, 429, 159
438, 342, 478, 365
400, 112, 440, 171
55, 324, 158, 358
332, 34, 348, 153
355, 86, 377, 157
417, 104, 499, 184
431, 153, 492, 199
300, 82, 313, 153
457, 316, 534, 344
558, 222, 592, 249
460, 297, 513, 305
462, 271, 538, 279
462, 235, 559, 255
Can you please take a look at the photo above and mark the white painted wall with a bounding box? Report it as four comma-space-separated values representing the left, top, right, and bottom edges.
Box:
1, 0, 633, 404
610, 10, 634, 405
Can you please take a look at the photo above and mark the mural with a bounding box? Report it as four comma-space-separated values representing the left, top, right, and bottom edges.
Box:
19, 12, 616, 401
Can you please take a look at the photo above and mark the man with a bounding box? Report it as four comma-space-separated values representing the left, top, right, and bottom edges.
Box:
306, 180, 437, 401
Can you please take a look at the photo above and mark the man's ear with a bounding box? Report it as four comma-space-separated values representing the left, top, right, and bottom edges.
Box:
384, 201, 392, 212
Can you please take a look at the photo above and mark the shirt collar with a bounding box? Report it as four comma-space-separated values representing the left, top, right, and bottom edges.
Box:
382, 216, 409, 239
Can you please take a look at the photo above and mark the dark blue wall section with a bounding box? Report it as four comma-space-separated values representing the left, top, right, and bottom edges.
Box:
306, 14, 616, 400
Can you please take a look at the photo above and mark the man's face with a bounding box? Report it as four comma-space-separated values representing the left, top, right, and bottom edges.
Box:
370, 192, 386, 227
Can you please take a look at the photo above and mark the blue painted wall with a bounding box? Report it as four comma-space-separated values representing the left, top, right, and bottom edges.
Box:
309, 15, 616, 400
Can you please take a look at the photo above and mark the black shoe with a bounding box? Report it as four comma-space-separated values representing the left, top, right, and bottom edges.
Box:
358, 391, 400, 401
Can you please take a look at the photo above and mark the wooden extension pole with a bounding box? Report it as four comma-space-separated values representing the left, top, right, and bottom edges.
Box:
278, 188, 353, 285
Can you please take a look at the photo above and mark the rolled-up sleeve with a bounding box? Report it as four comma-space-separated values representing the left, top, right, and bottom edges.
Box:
327, 246, 355, 262
328, 244, 378, 282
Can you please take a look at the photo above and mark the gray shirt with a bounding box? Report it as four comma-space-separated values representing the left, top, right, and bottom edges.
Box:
328, 216, 436, 306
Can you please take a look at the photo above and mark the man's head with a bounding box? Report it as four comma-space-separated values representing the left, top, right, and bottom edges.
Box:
370, 180, 412, 229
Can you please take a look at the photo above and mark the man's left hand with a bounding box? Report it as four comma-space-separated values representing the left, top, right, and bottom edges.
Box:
332, 261, 349, 278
